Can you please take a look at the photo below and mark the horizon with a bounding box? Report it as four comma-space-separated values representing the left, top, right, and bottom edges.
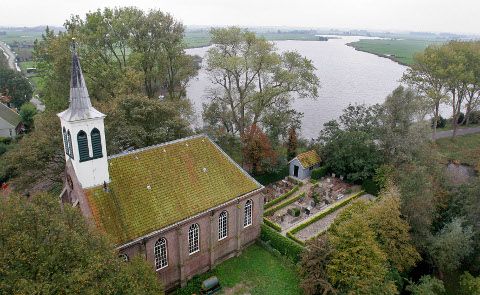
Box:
1, 0, 480, 35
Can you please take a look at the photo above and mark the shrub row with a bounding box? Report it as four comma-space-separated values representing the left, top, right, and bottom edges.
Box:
260, 224, 304, 263
287, 191, 365, 238
311, 166, 328, 180
263, 217, 282, 232
286, 231, 306, 246
264, 192, 306, 216
264, 185, 299, 209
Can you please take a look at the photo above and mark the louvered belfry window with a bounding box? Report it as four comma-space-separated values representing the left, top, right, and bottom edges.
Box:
91, 128, 103, 159
77, 130, 90, 162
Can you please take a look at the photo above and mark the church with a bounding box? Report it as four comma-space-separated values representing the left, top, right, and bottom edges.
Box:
59, 45, 264, 290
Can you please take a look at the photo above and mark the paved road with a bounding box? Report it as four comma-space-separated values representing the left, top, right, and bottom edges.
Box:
0, 41, 18, 71
434, 126, 480, 139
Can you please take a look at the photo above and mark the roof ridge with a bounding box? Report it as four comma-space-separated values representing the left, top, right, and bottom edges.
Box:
108, 134, 206, 160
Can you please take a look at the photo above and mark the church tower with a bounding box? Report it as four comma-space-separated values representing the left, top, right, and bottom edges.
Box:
57, 41, 109, 188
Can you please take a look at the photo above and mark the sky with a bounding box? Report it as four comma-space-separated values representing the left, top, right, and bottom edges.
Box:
1, 0, 480, 34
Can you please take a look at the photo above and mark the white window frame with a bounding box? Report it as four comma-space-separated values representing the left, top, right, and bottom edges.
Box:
154, 238, 168, 270
188, 223, 200, 255
218, 211, 228, 240
244, 200, 253, 228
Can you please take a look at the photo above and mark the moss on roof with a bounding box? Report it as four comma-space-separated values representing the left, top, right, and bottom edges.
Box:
85, 135, 261, 245
296, 150, 321, 168
0, 102, 21, 127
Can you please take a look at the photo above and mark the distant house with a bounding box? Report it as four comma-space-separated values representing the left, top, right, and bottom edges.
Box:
289, 150, 321, 180
0, 102, 21, 138
59, 46, 264, 291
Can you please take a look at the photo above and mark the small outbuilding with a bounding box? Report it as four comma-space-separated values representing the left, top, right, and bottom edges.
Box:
289, 150, 321, 180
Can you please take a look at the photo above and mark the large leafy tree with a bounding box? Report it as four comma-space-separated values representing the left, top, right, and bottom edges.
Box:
327, 205, 397, 294
203, 27, 319, 138
241, 124, 276, 174
0, 67, 33, 108
101, 95, 192, 154
0, 194, 163, 294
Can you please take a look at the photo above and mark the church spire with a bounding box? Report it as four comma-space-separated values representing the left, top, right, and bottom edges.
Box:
58, 38, 104, 122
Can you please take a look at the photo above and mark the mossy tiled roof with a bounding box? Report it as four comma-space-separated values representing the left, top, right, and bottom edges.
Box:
295, 150, 321, 168
85, 135, 261, 245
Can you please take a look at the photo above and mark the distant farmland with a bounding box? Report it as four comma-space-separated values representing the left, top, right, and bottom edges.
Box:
347, 39, 444, 65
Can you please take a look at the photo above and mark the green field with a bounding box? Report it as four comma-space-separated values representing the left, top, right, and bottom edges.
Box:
435, 133, 480, 167
174, 243, 301, 295
347, 39, 443, 65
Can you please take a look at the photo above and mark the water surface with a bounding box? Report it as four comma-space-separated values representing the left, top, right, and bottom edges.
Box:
186, 36, 407, 139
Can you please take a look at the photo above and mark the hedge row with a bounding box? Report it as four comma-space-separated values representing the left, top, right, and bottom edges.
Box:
286, 231, 306, 246
263, 217, 282, 232
287, 191, 365, 238
264, 192, 306, 216
260, 224, 304, 263
264, 185, 299, 210
311, 166, 328, 180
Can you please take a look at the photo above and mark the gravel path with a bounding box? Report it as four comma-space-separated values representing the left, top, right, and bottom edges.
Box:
434, 127, 480, 139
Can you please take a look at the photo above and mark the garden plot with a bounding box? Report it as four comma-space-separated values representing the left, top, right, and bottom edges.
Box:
264, 177, 360, 233
293, 194, 374, 241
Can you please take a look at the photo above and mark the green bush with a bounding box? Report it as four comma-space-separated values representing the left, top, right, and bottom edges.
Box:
260, 224, 304, 263
263, 217, 282, 232
286, 232, 305, 246
431, 115, 447, 128
287, 191, 365, 237
264, 185, 299, 209
468, 111, 480, 125
264, 192, 306, 215
287, 208, 300, 217
362, 178, 379, 195
311, 166, 328, 180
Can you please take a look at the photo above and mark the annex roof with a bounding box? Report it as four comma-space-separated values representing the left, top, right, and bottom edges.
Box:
0, 102, 21, 127
293, 150, 321, 168
84, 135, 262, 245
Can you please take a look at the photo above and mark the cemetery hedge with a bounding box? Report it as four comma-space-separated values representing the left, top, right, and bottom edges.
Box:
263, 217, 282, 232
260, 224, 304, 263
311, 166, 328, 180
264, 185, 300, 209
264, 192, 306, 216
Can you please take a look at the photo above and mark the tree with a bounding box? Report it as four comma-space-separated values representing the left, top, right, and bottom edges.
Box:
204, 27, 319, 138
19, 102, 37, 132
402, 45, 448, 140
101, 95, 193, 154
319, 126, 383, 183
1, 111, 65, 193
0, 67, 33, 108
300, 235, 337, 295
459, 272, 480, 295
377, 86, 429, 164
367, 186, 421, 272
241, 124, 276, 174
327, 205, 397, 294
428, 218, 474, 277
0, 193, 163, 294
406, 275, 445, 295
64, 7, 198, 101
287, 126, 298, 161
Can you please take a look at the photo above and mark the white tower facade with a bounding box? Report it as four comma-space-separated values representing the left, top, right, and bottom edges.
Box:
57, 43, 109, 189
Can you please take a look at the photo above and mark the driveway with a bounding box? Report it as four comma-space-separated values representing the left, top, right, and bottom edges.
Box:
434, 126, 480, 139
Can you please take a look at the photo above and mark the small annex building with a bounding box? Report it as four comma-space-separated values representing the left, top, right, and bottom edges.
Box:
289, 150, 321, 180
59, 45, 264, 290
0, 102, 21, 138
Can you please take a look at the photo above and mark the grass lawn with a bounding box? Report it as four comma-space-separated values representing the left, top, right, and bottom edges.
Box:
174, 243, 302, 295
435, 133, 480, 167
347, 39, 443, 65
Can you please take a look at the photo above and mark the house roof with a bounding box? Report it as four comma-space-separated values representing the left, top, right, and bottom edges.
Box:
0, 102, 21, 127
57, 41, 105, 122
294, 150, 321, 168
84, 135, 262, 245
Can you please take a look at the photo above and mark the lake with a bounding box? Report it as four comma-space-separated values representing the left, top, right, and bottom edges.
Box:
186, 36, 407, 139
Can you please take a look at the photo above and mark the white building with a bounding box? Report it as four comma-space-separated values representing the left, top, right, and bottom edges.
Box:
0, 102, 21, 138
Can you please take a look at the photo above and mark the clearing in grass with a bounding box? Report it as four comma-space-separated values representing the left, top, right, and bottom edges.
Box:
174, 243, 301, 295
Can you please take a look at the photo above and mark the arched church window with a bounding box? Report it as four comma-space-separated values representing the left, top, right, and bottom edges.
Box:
91, 128, 103, 159
77, 130, 90, 162
67, 130, 73, 159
